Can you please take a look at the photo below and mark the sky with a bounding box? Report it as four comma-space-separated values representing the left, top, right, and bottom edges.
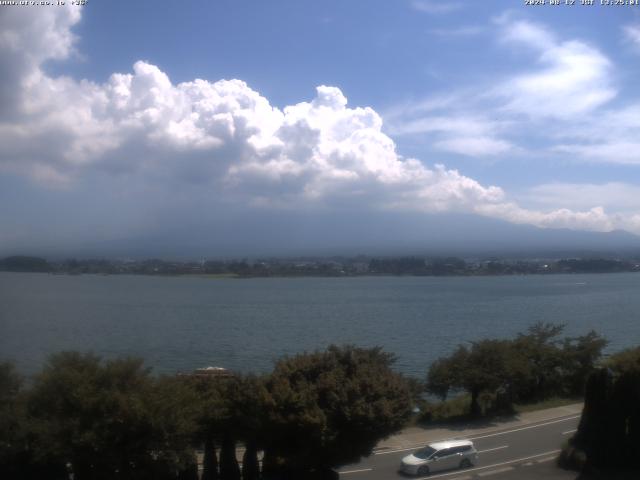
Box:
1, 0, 640, 257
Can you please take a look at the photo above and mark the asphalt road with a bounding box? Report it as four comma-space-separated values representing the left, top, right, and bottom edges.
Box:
338, 414, 580, 480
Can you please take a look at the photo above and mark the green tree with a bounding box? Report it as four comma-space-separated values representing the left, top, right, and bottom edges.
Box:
185, 375, 226, 480
426, 325, 590, 415
426, 347, 467, 401
0, 362, 49, 479
513, 322, 565, 401
200, 430, 219, 480
186, 372, 257, 480
571, 362, 640, 471
27, 352, 197, 480
461, 340, 515, 416
219, 433, 241, 480
426, 340, 523, 416
216, 377, 242, 480
561, 331, 608, 396
148, 376, 202, 479
0, 362, 22, 458
263, 345, 412, 478
606, 345, 640, 375
230, 375, 273, 480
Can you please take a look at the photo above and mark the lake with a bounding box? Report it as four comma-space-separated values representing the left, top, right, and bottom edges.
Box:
1, 272, 639, 378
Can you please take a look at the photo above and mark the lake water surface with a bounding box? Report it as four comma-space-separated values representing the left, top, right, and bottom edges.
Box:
1, 272, 639, 377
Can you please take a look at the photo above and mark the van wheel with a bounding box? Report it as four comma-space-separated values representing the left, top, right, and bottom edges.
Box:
460, 458, 472, 468
417, 465, 430, 475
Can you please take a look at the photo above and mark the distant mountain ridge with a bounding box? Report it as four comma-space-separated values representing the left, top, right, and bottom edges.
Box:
8, 212, 640, 260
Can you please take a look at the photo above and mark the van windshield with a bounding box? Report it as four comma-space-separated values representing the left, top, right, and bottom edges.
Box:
413, 447, 436, 459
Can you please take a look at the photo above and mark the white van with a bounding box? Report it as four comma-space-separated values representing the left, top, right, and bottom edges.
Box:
400, 439, 477, 476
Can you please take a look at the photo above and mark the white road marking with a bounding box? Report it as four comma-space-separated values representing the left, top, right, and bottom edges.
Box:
469, 415, 580, 441
478, 445, 508, 454
374, 414, 579, 455
562, 429, 577, 435
478, 466, 514, 476
536, 456, 557, 463
414, 449, 561, 479
374, 447, 421, 455
339, 468, 373, 474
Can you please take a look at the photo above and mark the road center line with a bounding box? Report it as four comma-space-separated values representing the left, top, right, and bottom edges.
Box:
375, 414, 579, 455
414, 449, 561, 479
339, 468, 373, 474
536, 456, 557, 463
478, 445, 508, 453
478, 466, 514, 476
374, 447, 420, 455
562, 429, 577, 435
469, 415, 580, 440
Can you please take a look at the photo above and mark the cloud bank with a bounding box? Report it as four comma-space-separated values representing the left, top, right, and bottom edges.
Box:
1, 5, 639, 244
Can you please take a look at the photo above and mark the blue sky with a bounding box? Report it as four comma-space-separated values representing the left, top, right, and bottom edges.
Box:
2, 0, 640, 256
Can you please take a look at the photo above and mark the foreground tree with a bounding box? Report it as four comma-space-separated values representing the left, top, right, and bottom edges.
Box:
185, 371, 264, 480
0, 362, 55, 479
561, 330, 608, 396
27, 352, 198, 480
231, 375, 272, 480
219, 433, 241, 480
568, 358, 640, 473
606, 345, 640, 374
183, 374, 227, 480
149, 375, 202, 479
0, 362, 22, 457
263, 345, 413, 478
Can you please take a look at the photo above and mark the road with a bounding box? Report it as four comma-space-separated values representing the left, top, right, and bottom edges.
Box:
338, 414, 580, 480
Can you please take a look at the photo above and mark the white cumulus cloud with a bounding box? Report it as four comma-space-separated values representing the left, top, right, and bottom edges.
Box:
0, 6, 638, 238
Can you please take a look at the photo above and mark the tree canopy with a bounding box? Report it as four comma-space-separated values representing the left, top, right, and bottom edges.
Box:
1, 329, 617, 479
2, 345, 414, 480
569, 353, 640, 472
25, 352, 199, 480
263, 345, 413, 475
426, 323, 608, 415
605, 345, 640, 374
